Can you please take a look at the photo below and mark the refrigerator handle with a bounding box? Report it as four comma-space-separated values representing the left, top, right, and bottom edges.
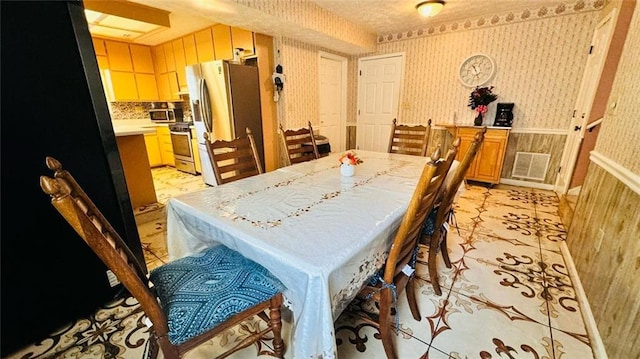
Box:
199, 79, 212, 133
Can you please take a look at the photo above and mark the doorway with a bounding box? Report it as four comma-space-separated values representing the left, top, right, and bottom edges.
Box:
555, 10, 617, 196
318, 52, 347, 153
356, 53, 405, 152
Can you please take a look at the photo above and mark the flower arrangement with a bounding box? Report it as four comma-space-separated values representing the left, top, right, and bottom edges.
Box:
468, 86, 498, 115
338, 151, 363, 166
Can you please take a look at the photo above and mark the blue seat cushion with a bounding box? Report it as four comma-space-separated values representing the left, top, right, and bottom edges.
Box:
421, 207, 439, 236
149, 245, 285, 345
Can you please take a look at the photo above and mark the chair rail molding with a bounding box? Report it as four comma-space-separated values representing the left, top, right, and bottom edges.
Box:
590, 150, 640, 195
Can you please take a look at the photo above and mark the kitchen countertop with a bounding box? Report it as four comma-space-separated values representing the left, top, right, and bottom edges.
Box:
111, 119, 163, 136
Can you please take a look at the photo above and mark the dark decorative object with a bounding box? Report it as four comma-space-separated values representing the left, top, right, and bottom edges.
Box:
494, 103, 515, 127
468, 86, 498, 126
474, 112, 484, 126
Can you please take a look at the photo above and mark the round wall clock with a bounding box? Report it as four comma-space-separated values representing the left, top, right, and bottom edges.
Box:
458, 54, 496, 87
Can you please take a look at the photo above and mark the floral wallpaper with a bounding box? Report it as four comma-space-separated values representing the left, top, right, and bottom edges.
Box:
375, 11, 599, 129
594, 3, 640, 174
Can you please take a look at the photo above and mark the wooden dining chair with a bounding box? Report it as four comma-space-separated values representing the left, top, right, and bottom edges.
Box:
279, 121, 320, 166
349, 144, 459, 359
420, 127, 486, 295
387, 118, 432, 156
39, 156, 286, 359
204, 127, 263, 185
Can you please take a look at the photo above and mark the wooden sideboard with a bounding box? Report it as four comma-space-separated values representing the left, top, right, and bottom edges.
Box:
443, 125, 510, 184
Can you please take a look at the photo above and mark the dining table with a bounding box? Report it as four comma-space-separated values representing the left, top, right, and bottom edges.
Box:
165, 150, 460, 359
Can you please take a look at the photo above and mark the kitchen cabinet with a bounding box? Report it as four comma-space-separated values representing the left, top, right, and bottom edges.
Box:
454, 126, 510, 184
195, 28, 215, 62
231, 26, 255, 56
136, 73, 160, 101
183, 34, 198, 65
105, 40, 133, 71
96, 55, 109, 70
212, 24, 233, 60
92, 37, 106, 56
157, 72, 180, 101
172, 38, 188, 91
164, 42, 176, 72
144, 132, 162, 167
152, 45, 167, 74
109, 71, 138, 101
130, 44, 155, 74
157, 125, 175, 166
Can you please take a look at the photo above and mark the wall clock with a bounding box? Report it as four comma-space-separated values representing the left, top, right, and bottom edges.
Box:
458, 54, 496, 87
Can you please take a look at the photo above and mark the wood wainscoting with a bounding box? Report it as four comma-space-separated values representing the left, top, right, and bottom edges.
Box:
566, 161, 640, 358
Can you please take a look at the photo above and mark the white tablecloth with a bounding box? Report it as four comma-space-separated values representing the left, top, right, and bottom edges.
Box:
165, 150, 459, 359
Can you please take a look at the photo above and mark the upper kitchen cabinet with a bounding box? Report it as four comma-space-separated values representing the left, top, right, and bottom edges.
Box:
183, 34, 198, 65
195, 28, 215, 63
105, 40, 133, 71
231, 26, 255, 56
130, 44, 155, 74
212, 24, 233, 60
163, 42, 176, 72
172, 38, 188, 92
152, 45, 167, 74
98, 38, 160, 102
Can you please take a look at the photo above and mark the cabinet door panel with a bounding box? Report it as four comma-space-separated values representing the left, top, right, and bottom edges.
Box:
92, 37, 106, 56
157, 73, 170, 101
153, 45, 167, 74
144, 133, 162, 167
164, 42, 176, 72
110, 71, 138, 100
212, 24, 233, 60
172, 38, 188, 90
105, 41, 133, 71
183, 34, 198, 65
130, 44, 155, 74
474, 138, 505, 182
136, 74, 159, 101
231, 27, 254, 56
195, 28, 214, 63
167, 72, 180, 101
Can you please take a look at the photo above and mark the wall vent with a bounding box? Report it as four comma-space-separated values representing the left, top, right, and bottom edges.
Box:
512, 152, 551, 181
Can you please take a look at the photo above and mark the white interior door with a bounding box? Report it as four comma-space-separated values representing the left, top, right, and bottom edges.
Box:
318, 52, 347, 153
555, 10, 616, 194
356, 53, 405, 152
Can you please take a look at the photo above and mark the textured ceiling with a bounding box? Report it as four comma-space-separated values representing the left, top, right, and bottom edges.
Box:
126, 0, 602, 53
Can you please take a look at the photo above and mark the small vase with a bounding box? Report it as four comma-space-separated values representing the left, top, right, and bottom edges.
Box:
474, 112, 483, 126
340, 163, 355, 177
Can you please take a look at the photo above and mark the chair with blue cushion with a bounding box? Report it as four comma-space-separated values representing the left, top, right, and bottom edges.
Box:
420, 127, 485, 295
39, 156, 286, 359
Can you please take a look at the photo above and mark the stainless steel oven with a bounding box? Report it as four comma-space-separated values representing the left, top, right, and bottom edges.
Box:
169, 122, 197, 174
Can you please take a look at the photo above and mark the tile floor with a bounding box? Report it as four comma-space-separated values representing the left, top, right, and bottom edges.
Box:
7, 167, 596, 359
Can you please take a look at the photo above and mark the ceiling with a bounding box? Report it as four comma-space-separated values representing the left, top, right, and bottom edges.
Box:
98, 0, 584, 51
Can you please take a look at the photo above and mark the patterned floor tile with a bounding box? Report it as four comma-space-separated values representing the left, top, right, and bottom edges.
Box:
428, 295, 556, 359
450, 255, 550, 327
463, 229, 541, 266
550, 327, 594, 359
474, 211, 540, 244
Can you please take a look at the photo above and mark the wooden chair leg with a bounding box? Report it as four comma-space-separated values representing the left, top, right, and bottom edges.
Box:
269, 295, 285, 358
440, 231, 451, 268
378, 289, 398, 359
156, 334, 179, 359
406, 277, 421, 321
428, 234, 442, 296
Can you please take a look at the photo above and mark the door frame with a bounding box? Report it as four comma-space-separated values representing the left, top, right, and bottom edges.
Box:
554, 9, 617, 194
356, 52, 406, 151
318, 51, 348, 153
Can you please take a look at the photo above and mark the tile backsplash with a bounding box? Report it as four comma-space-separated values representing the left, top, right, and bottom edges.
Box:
109, 101, 192, 121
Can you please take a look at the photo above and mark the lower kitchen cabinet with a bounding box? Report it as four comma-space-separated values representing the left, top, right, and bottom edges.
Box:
156, 125, 175, 166
144, 132, 162, 167
455, 126, 510, 184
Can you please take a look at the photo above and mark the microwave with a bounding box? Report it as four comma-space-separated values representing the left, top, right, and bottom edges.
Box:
149, 108, 183, 123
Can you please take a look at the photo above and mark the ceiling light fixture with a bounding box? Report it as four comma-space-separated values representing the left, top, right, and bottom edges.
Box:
416, 0, 445, 17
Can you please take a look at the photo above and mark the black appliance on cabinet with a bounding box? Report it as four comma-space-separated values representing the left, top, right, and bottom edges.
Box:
1, 1, 145, 354
494, 103, 515, 127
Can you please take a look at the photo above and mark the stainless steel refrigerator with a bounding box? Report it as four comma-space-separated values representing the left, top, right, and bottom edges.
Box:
186, 60, 264, 186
